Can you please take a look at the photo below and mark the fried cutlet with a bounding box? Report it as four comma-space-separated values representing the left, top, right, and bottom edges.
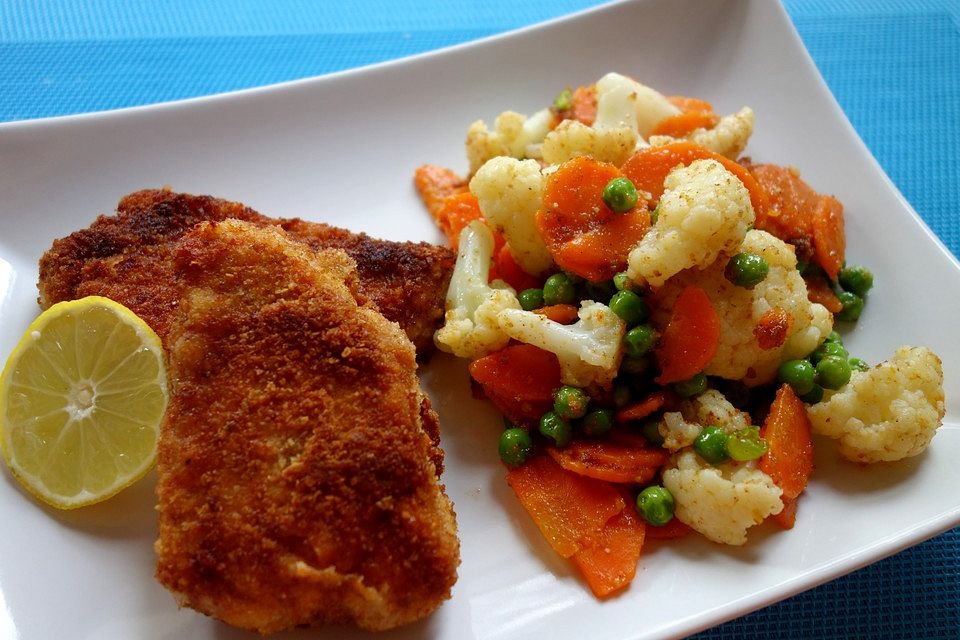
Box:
37, 189, 453, 355
154, 220, 459, 633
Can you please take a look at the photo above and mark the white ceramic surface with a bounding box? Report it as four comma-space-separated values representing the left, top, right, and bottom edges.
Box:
0, 1, 958, 638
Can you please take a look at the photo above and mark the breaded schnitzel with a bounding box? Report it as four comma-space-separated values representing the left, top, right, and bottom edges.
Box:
37, 189, 453, 355
155, 220, 459, 633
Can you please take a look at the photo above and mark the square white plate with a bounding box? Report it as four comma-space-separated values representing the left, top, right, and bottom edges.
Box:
0, 1, 958, 638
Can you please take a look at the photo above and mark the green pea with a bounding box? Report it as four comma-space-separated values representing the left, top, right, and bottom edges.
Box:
642, 420, 664, 446
838, 264, 874, 297
636, 485, 675, 526
849, 357, 869, 372
498, 428, 533, 467
609, 290, 649, 326
776, 359, 816, 395
816, 356, 851, 390
620, 354, 653, 376
612, 383, 632, 408
552, 87, 573, 111
836, 291, 864, 322
543, 273, 577, 306
673, 373, 708, 398
825, 330, 843, 344
581, 409, 614, 437
811, 340, 848, 364
613, 271, 634, 292
518, 288, 545, 311
800, 384, 825, 404
725, 426, 769, 462
724, 252, 770, 289
623, 325, 659, 357
602, 177, 639, 213
539, 411, 573, 448
694, 425, 730, 464
554, 386, 589, 419
584, 279, 615, 303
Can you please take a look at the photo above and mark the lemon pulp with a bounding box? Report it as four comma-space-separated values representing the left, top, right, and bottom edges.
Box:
0, 296, 168, 509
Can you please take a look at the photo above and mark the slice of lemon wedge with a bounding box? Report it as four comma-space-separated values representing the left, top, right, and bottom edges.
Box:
0, 296, 168, 509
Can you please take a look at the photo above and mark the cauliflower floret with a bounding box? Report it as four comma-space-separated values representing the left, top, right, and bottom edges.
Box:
466, 108, 554, 174
540, 119, 637, 166
498, 301, 625, 388
593, 72, 680, 140
628, 159, 754, 287
469, 157, 553, 276
807, 346, 945, 463
652, 230, 833, 386
434, 221, 521, 358
649, 107, 755, 159
659, 390, 751, 451
663, 451, 783, 545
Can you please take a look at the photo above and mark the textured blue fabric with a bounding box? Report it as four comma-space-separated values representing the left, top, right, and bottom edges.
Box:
1, 1, 958, 638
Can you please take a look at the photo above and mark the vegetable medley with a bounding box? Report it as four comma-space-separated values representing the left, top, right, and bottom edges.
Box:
415, 72, 946, 598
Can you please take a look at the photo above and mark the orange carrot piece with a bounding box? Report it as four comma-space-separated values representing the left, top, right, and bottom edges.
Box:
620, 142, 769, 219
654, 286, 721, 384
650, 111, 720, 138
812, 195, 845, 281
414, 164, 467, 221
772, 496, 798, 530
805, 275, 843, 313
547, 439, 668, 484
754, 307, 792, 350
668, 95, 714, 113
537, 156, 651, 281
645, 517, 692, 540
492, 244, 541, 292
615, 391, 667, 423
534, 304, 579, 325
760, 384, 814, 501
506, 454, 626, 558
436, 192, 483, 250
469, 344, 561, 424
567, 85, 597, 126
571, 505, 645, 598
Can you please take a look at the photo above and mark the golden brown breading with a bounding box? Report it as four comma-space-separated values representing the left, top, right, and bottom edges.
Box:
37, 189, 453, 355
155, 220, 459, 633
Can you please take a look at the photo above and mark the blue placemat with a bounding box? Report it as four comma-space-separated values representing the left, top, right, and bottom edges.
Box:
1, 1, 958, 638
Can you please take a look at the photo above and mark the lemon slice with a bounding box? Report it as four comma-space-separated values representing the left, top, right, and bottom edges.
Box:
0, 296, 168, 509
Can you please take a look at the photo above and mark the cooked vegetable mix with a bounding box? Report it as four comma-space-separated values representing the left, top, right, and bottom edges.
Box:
416, 71, 946, 598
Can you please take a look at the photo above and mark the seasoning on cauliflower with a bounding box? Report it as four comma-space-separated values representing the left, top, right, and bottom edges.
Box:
497, 301, 625, 388
434, 220, 521, 358
540, 119, 637, 167
649, 107, 755, 159
659, 390, 752, 451
465, 108, 555, 174
663, 451, 783, 545
807, 346, 945, 463
593, 72, 681, 140
469, 157, 554, 276
628, 159, 755, 287
652, 229, 833, 386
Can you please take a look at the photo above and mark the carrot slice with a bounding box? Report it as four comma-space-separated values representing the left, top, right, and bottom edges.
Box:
805, 275, 843, 313
645, 517, 692, 540
537, 156, 651, 281
547, 439, 668, 484
668, 95, 714, 113
620, 142, 769, 219
469, 344, 561, 424
654, 286, 721, 384
754, 307, 792, 350
760, 384, 814, 501
534, 304, 579, 325
414, 164, 467, 221
812, 195, 845, 281
436, 192, 484, 250
492, 244, 541, 292
650, 111, 720, 138
772, 496, 798, 530
571, 504, 645, 598
615, 391, 667, 423
506, 454, 626, 558
557, 85, 598, 126
748, 163, 818, 249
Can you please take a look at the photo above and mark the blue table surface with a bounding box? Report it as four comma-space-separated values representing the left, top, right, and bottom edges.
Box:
2, 0, 958, 637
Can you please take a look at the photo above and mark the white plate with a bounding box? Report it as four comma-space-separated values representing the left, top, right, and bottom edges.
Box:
1, 1, 958, 638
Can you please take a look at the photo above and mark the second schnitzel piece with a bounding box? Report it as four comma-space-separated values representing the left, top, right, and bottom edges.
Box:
155, 220, 459, 633
37, 189, 453, 355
